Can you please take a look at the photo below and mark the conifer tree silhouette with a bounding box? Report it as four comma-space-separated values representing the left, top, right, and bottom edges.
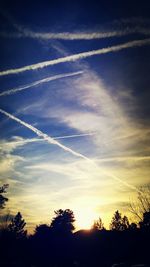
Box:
110, 210, 129, 231
8, 212, 27, 238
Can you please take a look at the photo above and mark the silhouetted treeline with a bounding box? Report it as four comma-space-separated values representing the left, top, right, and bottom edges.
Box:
0, 184, 150, 267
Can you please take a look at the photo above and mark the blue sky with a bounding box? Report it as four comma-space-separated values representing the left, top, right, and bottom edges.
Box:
0, 0, 150, 231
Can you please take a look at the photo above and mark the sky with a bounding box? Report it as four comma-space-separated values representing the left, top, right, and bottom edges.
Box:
0, 0, 150, 232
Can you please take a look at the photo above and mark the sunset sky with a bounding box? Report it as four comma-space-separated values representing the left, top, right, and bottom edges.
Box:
0, 0, 150, 231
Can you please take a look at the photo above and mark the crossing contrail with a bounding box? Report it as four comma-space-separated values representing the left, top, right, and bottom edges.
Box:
0, 108, 89, 161
0, 71, 83, 97
0, 38, 150, 77
0, 108, 138, 191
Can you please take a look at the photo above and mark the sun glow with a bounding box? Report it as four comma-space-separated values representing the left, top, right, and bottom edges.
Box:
75, 208, 98, 230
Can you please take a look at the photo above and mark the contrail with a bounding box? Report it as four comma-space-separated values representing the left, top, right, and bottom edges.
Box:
0, 38, 150, 77
1, 8, 150, 40
54, 133, 95, 139
0, 108, 89, 161
1, 27, 150, 40
0, 108, 138, 191
4, 133, 95, 146
0, 71, 83, 97
1, 9, 150, 41
28, 132, 95, 141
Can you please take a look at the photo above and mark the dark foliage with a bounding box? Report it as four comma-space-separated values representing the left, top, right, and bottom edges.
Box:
139, 211, 150, 229
110, 210, 130, 231
0, 211, 150, 267
8, 212, 27, 238
92, 217, 105, 230
50, 209, 75, 234
0, 203, 150, 267
0, 184, 9, 210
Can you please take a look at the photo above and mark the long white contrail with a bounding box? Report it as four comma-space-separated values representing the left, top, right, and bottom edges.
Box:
0, 38, 150, 77
0, 71, 83, 97
1, 27, 150, 40
1, 9, 150, 40
0, 108, 138, 191
23, 27, 150, 40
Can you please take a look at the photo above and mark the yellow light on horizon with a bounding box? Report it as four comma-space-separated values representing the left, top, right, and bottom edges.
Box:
75, 208, 98, 230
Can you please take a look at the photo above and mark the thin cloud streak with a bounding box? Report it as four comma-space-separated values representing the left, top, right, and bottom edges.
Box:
0, 38, 150, 76
0, 71, 83, 97
54, 133, 95, 139
0, 108, 138, 191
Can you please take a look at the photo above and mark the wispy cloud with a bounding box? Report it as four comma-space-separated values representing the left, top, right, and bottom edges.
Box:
0, 38, 150, 76
48, 70, 149, 156
36, 69, 150, 188
0, 143, 24, 185
0, 108, 139, 191
0, 154, 24, 174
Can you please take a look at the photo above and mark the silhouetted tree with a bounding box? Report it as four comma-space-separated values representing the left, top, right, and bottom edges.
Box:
139, 211, 150, 229
50, 209, 75, 234
8, 212, 27, 238
129, 222, 137, 230
34, 224, 50, 237
92, 217, 105, 230
129, 186, 150, 221
0, 184, 9, 210
121, 215, 130, 230
110, 210, 129, 231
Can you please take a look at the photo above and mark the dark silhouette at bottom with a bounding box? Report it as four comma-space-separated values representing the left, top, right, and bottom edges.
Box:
0, 208, 150, 267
